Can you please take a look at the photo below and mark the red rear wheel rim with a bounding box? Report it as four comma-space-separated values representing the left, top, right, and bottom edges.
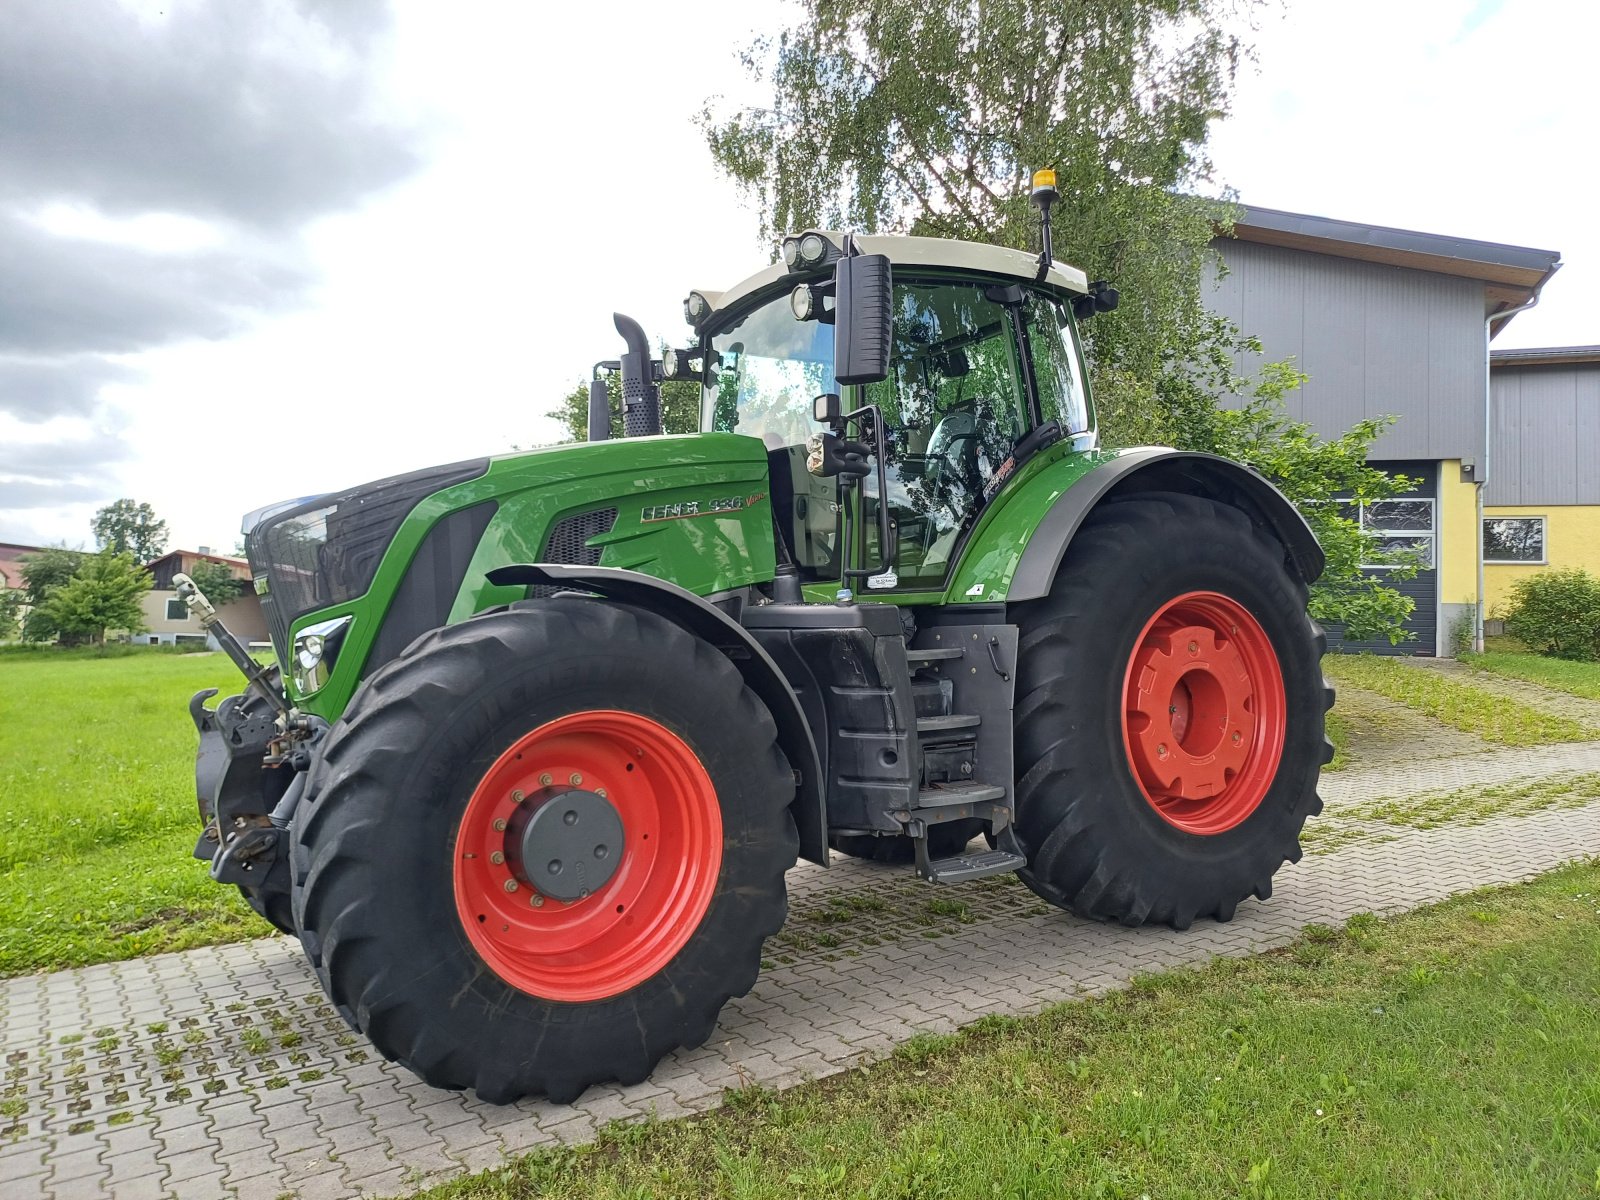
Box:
453, 710, 722, 1002
1120, 591, 1286, 835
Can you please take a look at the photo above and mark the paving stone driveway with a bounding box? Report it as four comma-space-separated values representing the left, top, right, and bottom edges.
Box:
5, 715, 1600, 1198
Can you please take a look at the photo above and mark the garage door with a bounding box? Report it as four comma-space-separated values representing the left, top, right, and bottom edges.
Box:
1323, 459, 1438, 657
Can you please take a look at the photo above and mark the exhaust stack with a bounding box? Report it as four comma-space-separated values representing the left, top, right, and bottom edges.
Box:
613, 313, 662, 437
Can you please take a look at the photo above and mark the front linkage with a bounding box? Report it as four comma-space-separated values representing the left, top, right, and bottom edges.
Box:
179, 573, 326, 933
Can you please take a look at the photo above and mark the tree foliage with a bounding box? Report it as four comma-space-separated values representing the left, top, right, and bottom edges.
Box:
29, 551, 151, 646
186, 559, 246, 604
18, 547, 87, 642
548, 372, 701, 444
0, 588, 21, 640
92, 499, 169, 562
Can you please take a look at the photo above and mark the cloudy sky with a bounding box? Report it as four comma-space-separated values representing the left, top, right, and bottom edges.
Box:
1, 0, 1590, 554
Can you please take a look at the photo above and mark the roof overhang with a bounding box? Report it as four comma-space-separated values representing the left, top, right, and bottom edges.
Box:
1490, 344, 1600, 368
1224, 204, 1562, 337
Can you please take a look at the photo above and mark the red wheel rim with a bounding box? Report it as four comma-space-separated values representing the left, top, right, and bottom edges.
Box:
1120, 591, 1286, 835
453, 710, 722, 1002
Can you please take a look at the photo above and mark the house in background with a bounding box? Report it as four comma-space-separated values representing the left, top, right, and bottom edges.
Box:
139, 548, 269, 648
0, 541, 47, 635
0, 541, 46, 595
1208, 205, 1564, 655
1483, 345, 1600, 614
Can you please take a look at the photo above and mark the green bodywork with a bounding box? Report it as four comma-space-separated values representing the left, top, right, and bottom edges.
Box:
288, 433, 775, 719
285, 430, 1128, 722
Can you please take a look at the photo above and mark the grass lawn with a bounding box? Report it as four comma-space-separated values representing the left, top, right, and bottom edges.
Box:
1463, 650, 1600, 702
418, 859, 1600, 1199
0, 648, 268, 975
1322, 708, 1349, 771
1323, 653, 1594, 744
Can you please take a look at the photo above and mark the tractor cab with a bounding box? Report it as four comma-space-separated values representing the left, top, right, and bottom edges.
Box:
675, 231, 1098, 596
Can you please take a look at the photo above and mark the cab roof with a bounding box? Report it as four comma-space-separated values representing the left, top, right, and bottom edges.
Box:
695, 233, 1091, 324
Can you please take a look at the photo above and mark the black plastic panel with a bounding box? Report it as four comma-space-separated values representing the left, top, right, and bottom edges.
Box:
360, 501, 497, 677
745, 605, 919, 834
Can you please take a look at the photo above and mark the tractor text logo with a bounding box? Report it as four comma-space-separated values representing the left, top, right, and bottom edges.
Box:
640, 493, 767, 524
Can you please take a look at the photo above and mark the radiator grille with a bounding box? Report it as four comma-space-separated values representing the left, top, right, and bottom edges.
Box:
545, 508, 617, 566
528, 508, 617, 597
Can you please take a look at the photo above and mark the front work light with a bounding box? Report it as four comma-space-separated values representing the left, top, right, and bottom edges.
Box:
660, 348, 696, 379
790, 283, 816, 321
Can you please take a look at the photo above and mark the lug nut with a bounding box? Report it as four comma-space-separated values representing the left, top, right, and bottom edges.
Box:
1187, 641, 1199, 654
539, 773, 553, 787
503, 879, 518, 893
1157, 743, 1169, 758
596, 788, 607, 799
530, 894, 544, 908
569, 772, 583, 786
490, 851, 505, 865
492, 818, 507, 832
511, 789, 524, 803
1231, 731, 1243, 746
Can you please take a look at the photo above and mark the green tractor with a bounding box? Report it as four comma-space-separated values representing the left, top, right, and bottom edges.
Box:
182, 176, 1331, 1104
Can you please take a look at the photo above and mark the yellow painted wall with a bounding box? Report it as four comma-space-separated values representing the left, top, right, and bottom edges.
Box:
1483, 504, 1600, 613
1436, 461, 1480, 610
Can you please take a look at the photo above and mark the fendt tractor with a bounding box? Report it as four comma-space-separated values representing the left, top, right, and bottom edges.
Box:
180, 172, 1332, 1104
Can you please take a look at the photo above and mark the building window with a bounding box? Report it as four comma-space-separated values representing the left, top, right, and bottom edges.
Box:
166, 598, 188, 622
1359, 499, 1435, 570
1483, 516, 1545, 563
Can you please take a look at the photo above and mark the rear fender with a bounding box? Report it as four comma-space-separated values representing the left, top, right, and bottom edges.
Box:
1007, 449, 1324, 602
485, 563, 828, 867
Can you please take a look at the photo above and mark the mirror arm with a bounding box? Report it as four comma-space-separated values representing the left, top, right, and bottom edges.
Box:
839, 403, 894, 583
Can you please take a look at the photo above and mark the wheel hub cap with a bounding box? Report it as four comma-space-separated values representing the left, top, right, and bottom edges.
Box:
1121, 591, 1287, 835
508, 788, 624, 901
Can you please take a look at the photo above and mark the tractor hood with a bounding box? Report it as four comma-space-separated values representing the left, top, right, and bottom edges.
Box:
244, 434, 778, 714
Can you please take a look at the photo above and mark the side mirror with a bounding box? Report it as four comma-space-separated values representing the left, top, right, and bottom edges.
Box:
812, 392, 841, 428
833, 252, 892, 386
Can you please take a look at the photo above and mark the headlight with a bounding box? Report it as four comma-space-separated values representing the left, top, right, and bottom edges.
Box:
292, 615, 353, 697
781, 238, 800, 268
798, 232, 826, 265
683, 291, 713, 325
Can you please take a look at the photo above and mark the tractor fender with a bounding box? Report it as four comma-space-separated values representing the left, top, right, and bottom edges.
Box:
484, 563, 829, 867
1006, 449, 1325, 603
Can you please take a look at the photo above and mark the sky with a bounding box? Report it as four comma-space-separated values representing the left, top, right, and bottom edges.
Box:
1, 0, 1592, 555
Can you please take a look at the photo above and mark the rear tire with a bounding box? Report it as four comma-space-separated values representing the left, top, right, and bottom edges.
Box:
1013, 493, 1331, 930
291, 599, 797, 1103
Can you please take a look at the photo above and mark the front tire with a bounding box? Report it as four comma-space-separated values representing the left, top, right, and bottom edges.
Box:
291, 600, 797, 1103
1013, 493, 1331, 930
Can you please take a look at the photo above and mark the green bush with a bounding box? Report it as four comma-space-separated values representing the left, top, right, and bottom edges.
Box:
1501, 568, 1600, 660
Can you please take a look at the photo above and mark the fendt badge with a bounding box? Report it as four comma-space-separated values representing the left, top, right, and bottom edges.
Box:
640, 493, 766, 523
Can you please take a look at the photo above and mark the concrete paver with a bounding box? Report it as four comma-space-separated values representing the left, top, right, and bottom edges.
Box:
5, 703, 1599, 1197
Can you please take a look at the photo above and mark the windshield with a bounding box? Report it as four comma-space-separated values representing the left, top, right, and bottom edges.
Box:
703, 299, 837, 449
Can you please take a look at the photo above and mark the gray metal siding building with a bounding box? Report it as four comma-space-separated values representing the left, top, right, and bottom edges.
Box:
1207, 206, 1561, 655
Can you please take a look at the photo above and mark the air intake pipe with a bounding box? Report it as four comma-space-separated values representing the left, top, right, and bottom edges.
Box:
614, 313, 662, 437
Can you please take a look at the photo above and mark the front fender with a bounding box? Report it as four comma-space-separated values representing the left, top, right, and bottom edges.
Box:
485, 563, 828, 867
1005, 448, 1325, 603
